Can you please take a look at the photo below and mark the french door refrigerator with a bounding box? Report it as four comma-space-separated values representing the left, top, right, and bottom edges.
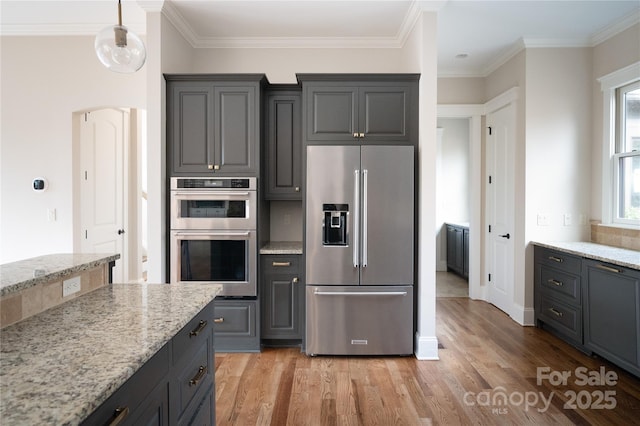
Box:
305, 145, 414, 355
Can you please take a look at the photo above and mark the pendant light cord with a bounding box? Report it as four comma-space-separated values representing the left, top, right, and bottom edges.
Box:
118, 0, 123, 26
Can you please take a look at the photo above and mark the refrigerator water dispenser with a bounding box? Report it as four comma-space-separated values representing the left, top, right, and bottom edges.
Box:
322, 204, 348, 245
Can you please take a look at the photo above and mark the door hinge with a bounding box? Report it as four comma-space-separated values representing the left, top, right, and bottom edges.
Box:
489, 224, 492, 233
488, 273, 492, 282
84, 171, 88, 180
85, 230, 88, 239
489, 175, 492, 184
84, 112, 89, 122
488, 126, 492, 135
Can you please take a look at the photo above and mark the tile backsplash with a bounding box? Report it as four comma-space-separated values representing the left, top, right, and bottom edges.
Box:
591, 223, 640, 251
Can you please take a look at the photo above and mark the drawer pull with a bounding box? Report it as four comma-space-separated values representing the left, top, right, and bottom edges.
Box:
214, 317, 224, 324
189, 320, 207, 337
109, 406, 130, 426
189, 366, 207, 387
548, 308, 563, 318
548, 256, 563, 263
272, 261, 291, 267
596, 264, 622, 274
547, 279, 563, 287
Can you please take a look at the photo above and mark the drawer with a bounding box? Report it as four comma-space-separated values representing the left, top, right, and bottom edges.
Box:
262, 255, 301, 274
172, 301, 215, 365
214, 300, 257, 337
539, 265, 580, 303
539, 294, 582, 343
535, 246, 582, 275
173, 338, 213, 423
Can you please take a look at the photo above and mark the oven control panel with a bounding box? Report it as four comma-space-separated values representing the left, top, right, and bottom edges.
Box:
172, 177, 256, 190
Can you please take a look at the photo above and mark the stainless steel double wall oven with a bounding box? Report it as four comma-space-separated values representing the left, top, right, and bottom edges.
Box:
170, 177, 257, 296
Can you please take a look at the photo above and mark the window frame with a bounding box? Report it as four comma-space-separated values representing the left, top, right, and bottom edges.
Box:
598, 62, 640, 228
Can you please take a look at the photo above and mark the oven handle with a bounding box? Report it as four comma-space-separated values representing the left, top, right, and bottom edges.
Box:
172, 231, 251, 237
171, 191, 251, 197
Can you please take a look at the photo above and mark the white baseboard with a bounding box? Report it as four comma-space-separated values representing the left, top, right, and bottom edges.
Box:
436, 261, 447, 272
511, 303, 536, 326
414, 333, 439, 360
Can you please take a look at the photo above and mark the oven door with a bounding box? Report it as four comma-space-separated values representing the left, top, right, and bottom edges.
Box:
170, 190, 256, 230
170, 230, 257, 297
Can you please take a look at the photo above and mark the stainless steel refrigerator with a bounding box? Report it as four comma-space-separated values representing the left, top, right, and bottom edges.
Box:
305, 145, 414, 355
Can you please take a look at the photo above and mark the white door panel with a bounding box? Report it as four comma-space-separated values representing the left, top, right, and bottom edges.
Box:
80, 109, 125, 283
486, 103, 515, 316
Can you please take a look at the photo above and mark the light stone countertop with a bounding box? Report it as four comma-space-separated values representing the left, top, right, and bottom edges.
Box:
260, 241, 303, 255
0, 253, 120, 297
533, 241, 639, 270
0, 282, 222, 425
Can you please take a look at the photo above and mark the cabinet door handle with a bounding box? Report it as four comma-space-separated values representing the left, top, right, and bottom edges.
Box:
358, 132, 365, 138
189, 320, 207, 337
353, 132, 359, 138
189, 366, 207, 387
272, 261, 291, 267
207, 164, 214, 170
547, 279, 563, 287
596, 264, 622, 274
548, 308, 563, 318
214, 317, 224, 324
548, 256, 563, 263
109, 406, 130, 426
295, 187, 300, 192
292, 277, 299, 284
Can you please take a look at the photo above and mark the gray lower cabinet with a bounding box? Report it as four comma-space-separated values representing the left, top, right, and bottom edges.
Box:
264, 88, 302, 199
166, 75, 264, 176
299, 75, 418, 145
534, 246, 583, 347
260, 255, 304, 345
83, 300, 215, 425
583, 259, 640, 377
213, 299, 260, 352
446, 224, 468, 279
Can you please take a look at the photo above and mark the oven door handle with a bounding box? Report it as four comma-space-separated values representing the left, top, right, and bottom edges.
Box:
173, 231, 251, 237
171, 191, 251, 197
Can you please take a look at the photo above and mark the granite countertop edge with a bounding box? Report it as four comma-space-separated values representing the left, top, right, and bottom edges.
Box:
532, 241, 640, 270
0, 253, 121, 298
260, 241, 303, 255
0, 282, 223, 425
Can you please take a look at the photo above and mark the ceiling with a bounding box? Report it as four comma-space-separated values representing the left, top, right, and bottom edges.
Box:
1, 0, 639, 77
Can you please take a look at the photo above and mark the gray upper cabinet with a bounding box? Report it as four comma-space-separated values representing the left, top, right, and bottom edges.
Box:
264, 89, 302, 199
166, 75, 264, 176
300, 75, 419, 145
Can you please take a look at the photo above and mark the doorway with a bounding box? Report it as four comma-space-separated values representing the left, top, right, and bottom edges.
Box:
73, 107, 147, 283
436, 105, 483, 300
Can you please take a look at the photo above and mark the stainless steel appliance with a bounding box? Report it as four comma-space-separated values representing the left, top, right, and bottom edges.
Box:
305, 145, 414, 355
170, 177, 257, 296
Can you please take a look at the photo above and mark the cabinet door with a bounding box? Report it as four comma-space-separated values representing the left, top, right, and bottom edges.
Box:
168, 82, 214, 175
584, 260, 640, 375
359, 85, 412, 144
265, 92, 302, 199
304, 84, 358, 143
261, 256, 303, 340
213, 83, 259, 175
463, 228, 469, 278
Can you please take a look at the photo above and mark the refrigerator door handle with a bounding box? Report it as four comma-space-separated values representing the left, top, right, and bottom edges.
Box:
362, 169, 368, 267
313, 290, 408, 296
353, 169, 360, 267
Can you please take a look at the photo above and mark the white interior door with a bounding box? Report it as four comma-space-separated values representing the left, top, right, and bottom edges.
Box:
485, 103, 515, 316
80, 108, 126, 283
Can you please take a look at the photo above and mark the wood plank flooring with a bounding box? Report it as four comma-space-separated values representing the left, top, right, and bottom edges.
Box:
215, 298, 640, 425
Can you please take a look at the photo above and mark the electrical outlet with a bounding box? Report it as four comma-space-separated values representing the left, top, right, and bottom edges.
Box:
563, 213, 572, 226
62, 276, 81, 297
537, 214, 549, 226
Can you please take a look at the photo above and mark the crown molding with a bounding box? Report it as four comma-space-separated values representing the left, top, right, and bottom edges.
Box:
591, 8, 640, 46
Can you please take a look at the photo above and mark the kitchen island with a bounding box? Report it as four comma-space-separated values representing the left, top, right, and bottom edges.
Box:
0, 282, 222, 424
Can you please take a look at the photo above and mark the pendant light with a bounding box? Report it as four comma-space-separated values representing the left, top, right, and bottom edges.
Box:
95, 0, 146, 73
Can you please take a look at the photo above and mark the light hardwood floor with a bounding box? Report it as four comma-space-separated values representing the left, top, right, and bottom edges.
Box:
215, 298, 640, 425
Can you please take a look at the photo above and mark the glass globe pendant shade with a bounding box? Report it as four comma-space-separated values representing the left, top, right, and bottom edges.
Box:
95, 24, 146, 73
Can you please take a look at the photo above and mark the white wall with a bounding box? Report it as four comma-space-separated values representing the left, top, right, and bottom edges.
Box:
0, 36, 146, 263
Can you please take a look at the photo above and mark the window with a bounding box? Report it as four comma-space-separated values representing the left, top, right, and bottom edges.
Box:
614, 81, 640, 225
